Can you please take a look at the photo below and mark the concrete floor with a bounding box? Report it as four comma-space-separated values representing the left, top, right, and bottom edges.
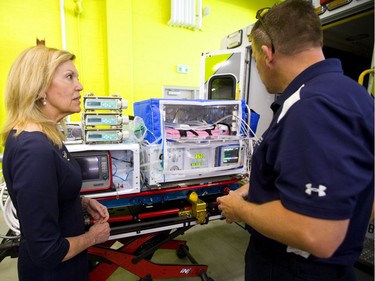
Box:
0, 214, 373, 281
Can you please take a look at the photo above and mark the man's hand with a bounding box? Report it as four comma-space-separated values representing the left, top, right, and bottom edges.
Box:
217, 189, 248, 224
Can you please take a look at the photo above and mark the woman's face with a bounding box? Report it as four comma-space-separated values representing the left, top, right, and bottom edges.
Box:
44, 60, 83, 122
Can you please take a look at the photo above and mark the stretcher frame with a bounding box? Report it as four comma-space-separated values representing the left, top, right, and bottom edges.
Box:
0, 177, 244, 281
87, 178, 243, 281
89, 220, 217, 281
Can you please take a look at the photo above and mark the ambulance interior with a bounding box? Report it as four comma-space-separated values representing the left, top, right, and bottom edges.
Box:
322, 8, 374, 89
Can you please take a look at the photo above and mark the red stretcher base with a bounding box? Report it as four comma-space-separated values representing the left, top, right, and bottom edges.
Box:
89, 228, 215, 281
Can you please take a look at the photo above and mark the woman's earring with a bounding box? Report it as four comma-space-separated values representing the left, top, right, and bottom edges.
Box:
43, 98, 47, 105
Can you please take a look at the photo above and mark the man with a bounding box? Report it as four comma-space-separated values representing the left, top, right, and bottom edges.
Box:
217, 1, 374, 280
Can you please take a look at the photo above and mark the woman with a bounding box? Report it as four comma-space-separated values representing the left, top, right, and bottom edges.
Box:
1, 46, 110, 281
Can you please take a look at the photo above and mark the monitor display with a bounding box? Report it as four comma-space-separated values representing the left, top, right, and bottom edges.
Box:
222, 146, 240, 164
75, 156, 100, 180
72, 151, 112, 192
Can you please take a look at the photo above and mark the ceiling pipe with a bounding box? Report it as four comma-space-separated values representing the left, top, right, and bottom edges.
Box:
59, 0, 67, 50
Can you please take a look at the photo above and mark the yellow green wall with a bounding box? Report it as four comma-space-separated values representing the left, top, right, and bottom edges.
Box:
0, 0, 276, 134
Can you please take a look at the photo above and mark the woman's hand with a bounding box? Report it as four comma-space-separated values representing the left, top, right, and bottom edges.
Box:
81, 197, 109, 223
87, 221, 111, 245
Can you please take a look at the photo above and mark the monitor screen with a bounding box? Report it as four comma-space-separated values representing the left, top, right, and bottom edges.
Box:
71, 150, 112, 193
222, 146, 240, 164
75, 156, 100, 180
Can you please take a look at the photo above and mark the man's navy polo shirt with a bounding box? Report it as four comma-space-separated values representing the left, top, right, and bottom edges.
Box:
248, 58, 374, 266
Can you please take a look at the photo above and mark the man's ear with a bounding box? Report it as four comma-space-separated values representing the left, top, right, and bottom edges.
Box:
261, 45, 274, 66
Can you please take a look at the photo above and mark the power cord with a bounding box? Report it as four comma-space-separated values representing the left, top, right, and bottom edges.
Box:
0, 176, 20, 238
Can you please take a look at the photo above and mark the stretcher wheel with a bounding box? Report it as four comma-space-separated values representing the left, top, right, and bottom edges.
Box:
139, 274, 152, 281
177, 244, 189, 259
200, 270, 215, 281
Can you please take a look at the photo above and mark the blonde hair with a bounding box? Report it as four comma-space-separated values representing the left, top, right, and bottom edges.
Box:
1, 46, 76, 148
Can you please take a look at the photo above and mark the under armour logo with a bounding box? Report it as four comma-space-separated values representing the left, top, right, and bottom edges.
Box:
305, 183, 327, 197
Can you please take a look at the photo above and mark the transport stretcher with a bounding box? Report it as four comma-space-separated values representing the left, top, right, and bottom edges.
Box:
87, 177, 243, 280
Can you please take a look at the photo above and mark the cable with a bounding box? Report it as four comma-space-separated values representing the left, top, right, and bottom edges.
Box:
111, 151, 136, 189
112, 156, 133, 165
113, 169, 132, 182
0, 176, 21, 238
